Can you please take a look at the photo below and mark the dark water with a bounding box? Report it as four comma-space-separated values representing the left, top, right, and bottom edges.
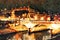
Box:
0, 31, 60, 40
0, 32, 17, 40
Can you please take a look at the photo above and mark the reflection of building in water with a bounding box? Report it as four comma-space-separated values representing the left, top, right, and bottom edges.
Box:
10, 31, 51, 40
23, 33, 35, 40
34, 31, 51, 40
7, 32, 23, 40
0, 31, 51, 40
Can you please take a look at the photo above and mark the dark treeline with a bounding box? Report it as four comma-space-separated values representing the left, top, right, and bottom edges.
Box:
0, 0, 60, 13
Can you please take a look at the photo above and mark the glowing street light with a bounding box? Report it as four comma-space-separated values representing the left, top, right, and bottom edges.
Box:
40, 17, 44, 21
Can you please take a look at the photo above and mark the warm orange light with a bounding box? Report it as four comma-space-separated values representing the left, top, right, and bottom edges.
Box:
34, 15, 38, 20
47, 17, 50, 21
11, 11, 15, 18
22, 14, 25, 17
40, 17, 44, 21
54, 15, 58, 21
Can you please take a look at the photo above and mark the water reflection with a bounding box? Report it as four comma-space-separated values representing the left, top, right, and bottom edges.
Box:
0, 30, 51, 40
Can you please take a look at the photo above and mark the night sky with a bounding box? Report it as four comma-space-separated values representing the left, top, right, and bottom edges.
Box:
0, 0, 60, 13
